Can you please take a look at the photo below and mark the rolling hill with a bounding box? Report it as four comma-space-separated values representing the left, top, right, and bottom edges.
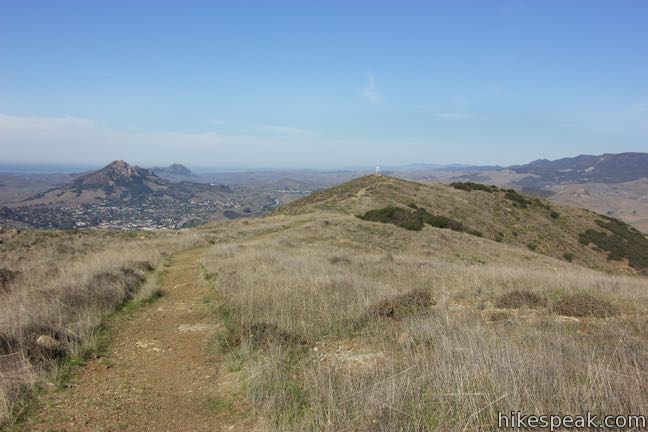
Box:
4, 174, 648, 430
400, 152, 648, 233
509, 152, 648, 185
193, 175, 648, 430
281, 175, 648, 273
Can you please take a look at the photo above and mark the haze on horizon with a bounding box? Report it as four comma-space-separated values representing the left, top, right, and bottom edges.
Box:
1, 1, 647, 169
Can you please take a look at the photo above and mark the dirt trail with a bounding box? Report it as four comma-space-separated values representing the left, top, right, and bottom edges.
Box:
23, 247, 252, 432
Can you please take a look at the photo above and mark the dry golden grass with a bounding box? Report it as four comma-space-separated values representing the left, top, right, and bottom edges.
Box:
3, 175, 647, 430
201, 212, 648, 431
0, 229, 203, 425
280, 175, 645, 273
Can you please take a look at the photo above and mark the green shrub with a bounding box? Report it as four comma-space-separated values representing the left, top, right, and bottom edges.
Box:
450, 182, 499, 193
418, 213, 463, 230
579, 216, 648, 270
358, 206, 424, 231
550, 211, 560, 219
358, 206, 482, 237
563, 252, 575, 262
535, 199, 551, 210
527, 243, 537, 251
505, 189, 532, 208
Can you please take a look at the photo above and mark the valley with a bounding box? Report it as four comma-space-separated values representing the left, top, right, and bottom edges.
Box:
3, 153, 647, 233
0, 161, 280, 230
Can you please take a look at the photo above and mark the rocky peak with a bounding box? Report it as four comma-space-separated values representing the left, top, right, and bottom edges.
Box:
75, 160, 157, 188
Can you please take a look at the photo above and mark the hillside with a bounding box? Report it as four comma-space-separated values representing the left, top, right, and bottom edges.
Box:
281, 175, 648, 273
194, 189, 648, 430
5, 175, 648, 431
509, 152, 648, 185
0, 173, 80, 205
415, 152, 648, 233
546, 179, 648, 233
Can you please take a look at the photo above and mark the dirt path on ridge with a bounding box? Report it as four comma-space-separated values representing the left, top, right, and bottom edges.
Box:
22, 247, 253, 432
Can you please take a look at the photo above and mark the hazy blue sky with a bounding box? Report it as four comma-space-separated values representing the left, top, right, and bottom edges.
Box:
1, 0, 647, 169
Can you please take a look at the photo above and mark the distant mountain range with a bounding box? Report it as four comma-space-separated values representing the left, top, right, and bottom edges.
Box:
392, 163, 502, 172
509, 152, 648, 185
418, 152, 648, 233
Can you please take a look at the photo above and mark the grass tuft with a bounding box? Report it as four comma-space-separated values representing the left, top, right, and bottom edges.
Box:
368, 289, 436, 320
495, 290, 547, 309
0, 269, 20, 294
551, 293, 619, 318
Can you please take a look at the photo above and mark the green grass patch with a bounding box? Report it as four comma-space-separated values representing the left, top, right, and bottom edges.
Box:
250, 349, 310, 428
204, 395, 235, 414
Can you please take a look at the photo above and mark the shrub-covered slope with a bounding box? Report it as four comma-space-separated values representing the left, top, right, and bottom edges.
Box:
280, 175, 648, 272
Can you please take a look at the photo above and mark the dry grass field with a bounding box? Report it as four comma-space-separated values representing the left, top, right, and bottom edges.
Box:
199, 177, 648, 431
3, 175, 648, 431
0, 228, 203, 425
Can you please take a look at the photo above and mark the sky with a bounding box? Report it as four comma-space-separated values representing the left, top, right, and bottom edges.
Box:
1, 0, 647, 169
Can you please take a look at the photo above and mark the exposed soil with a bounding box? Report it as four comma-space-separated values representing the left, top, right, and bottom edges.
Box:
22, 247, 254, 432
